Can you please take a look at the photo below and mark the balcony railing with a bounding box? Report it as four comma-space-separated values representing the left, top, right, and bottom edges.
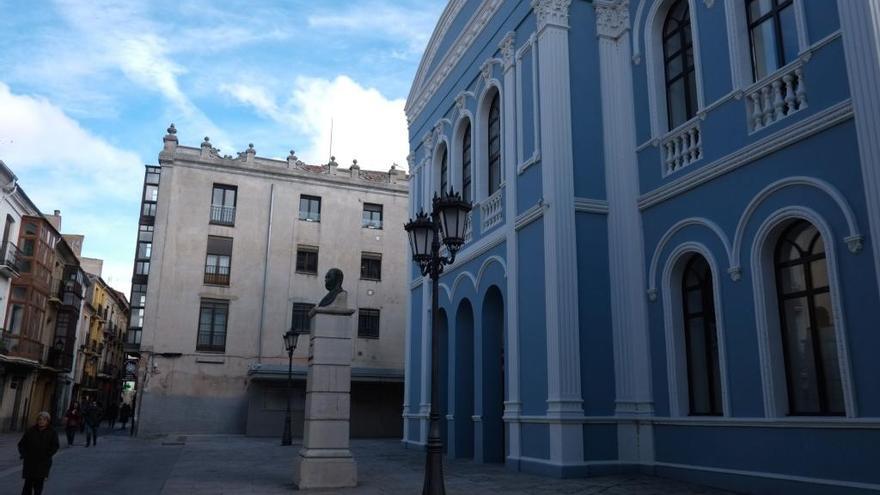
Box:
204, 265, 230, 286
0, 329, 44, 362
746, 62, 807, 133
0, 242, 23, 278
661, 120, 702, 177
481, 186, 504, 233
463, 212, 473, 245
210, 205, 236, 226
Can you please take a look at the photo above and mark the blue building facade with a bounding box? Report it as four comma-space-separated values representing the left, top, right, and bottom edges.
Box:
404, 1, 880, 493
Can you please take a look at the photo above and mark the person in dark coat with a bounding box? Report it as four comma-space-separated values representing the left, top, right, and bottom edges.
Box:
83, 400, 103, 447
17, 411, 59, 495
118, 403, 132, 430
62, 402, 82, 446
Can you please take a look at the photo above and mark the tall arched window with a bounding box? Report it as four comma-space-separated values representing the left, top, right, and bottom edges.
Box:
439, 145, 448, 196
681, 254, 722, 415
487, 92, 502, 196
775, 220, 844, 415
462, 122, 472, 203
663, 0, 697, 129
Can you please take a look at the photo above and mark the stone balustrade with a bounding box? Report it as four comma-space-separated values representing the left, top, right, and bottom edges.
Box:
481, 187, 504, 233
661, 121, 702, 177
746, 62, 807, 133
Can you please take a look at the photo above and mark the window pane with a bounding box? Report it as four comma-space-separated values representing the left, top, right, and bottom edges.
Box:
779, 4, 799, 66
667, 78, 687, 128
144, 185, 158, 202
782, 297, 821, 414
778, 264, 805, 294
212, 188, 224, 206
751, 19, 779, 80
686, 317, 712, 414
748, 0, 774, 19
814, 292, 844, 413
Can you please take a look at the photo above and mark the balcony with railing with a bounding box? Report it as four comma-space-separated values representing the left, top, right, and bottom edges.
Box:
210, 205, 236, 226
661, 120, 703, 177
0, 242, 23, 278
746, 61, 807, 134
0, 329, 44, 363
480, 186, 504, 233
204, 264, 230, 286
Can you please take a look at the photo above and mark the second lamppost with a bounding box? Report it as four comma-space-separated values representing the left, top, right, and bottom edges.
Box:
404, 188, 472, 495
281, 329, 299, 446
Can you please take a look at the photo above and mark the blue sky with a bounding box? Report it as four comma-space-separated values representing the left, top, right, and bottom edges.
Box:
0, 0, 445, 296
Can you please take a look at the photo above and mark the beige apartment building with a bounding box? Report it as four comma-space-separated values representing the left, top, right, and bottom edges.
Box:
132, 125, 409, 437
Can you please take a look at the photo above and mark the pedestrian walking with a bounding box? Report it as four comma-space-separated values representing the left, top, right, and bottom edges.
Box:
105, 402, 118, 429
62, 402, 82, 447
83, 400, 103, 447
118, 403, 131, 430
17, 411, 60, 495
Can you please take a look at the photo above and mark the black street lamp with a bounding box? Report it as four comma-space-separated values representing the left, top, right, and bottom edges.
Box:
281, 329, 300, 446
404, 188, 472, 495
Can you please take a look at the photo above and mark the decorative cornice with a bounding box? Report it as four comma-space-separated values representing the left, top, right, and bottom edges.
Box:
574, 197, 610, 214
499, 31, 516, 71
594, 0, 630, 41
405, 0, 504, 124
532, 0, 572, 32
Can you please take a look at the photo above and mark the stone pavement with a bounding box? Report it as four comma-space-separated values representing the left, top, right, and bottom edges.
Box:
0, 430, 735, 494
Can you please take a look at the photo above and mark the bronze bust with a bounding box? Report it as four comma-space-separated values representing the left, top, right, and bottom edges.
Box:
318, 268, 344, 307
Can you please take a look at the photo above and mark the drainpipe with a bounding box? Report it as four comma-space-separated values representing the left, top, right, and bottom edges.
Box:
256, 183, 275, 363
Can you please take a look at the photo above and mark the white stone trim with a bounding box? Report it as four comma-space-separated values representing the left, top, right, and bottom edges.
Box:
723, 0, 809, 90
648, 217, 733, 299
749, 206, 857, 418
408, 0, 466, 109
516, 33, 541, 175
514, 202, 545, 230
730, 175, 864, 273
516, 414, 880, 427
644, 0, 707, 139
431, 133, 451, 197
405, 0, 504, 123
419, 282, 431, 443
573, 197, 610, 214
475, 79, 504, 202
653, 461, 880, 492
838, 0, 880, 300
660, 242, 732, 418
451, 110, 474, 199
639, 100, 854, 209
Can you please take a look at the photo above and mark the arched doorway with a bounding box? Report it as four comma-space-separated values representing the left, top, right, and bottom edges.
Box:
452, 299, 474, 459
479, 286, 505, 463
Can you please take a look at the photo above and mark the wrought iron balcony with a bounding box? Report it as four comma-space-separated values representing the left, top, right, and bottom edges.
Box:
209, 205, 236, 226
204, 264, 230, 286
0, 329, 44, 362
0, 242, 23, 278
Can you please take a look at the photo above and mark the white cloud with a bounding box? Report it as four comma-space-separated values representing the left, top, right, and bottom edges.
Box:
0, 82, 141, 296
222, 76, 409, 170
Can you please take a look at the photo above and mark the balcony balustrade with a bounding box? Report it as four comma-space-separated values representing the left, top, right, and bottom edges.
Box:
661, 120, 703, 177
204, 264, 230, 286
0, 329, 44, 362
463, 212, 473, 245
0, 242, 23, 278
210, 205, 236, 226
481, 186, 504, 233
746, 62, 807, 133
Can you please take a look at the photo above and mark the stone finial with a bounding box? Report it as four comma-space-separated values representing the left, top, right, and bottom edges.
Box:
351, 159, 359, 168
350, 159, 360, 178
163, 123, 178, 152
244, 143, 256, 163
328, 156, 338, 168
287, 150, 298, 168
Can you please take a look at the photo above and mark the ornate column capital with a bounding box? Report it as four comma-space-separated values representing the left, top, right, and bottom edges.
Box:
594, 0, 630, 41
499, 31, 516, 71
531, 0, 571, 32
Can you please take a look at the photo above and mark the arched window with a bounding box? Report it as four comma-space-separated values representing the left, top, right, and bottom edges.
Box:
681, 254, 722, 415
439, 145, 448, 196
462, 122, 472, 203
775, 220, 844, 415
746, 0, 798, 81
663, 0, 697, 129
487, 92, 501, 196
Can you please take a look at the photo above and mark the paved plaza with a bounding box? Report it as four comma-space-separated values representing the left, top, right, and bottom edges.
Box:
0, 428, 735, 495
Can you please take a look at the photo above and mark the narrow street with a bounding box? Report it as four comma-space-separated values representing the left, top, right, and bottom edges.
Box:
0, 428, 733, 495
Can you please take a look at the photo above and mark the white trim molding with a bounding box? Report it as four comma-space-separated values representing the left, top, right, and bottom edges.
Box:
648, 217, 733, 300
573, 197, 610, 214
749, 206, 858, 418
838, 0, 880, 299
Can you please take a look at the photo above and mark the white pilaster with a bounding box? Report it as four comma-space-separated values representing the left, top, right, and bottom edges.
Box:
419, 283, 431, 444
595, 0, 655, 464
838, 0, 880, 297
532, 0, 584, 466
500, 30, 523, 463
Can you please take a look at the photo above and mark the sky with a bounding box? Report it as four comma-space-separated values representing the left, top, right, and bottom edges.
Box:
0, 0, 446, 297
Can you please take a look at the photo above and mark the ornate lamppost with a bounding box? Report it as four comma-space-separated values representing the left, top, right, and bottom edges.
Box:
404, 188, 472, 495
281, 329, 300, 446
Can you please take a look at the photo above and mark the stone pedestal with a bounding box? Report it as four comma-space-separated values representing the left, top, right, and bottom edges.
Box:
292, 303, 358, 489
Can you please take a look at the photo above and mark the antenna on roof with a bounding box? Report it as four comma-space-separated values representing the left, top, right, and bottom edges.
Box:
328, 117, 334, 163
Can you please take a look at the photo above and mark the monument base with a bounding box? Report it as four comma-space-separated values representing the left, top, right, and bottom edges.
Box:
292, 449, 358, 489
